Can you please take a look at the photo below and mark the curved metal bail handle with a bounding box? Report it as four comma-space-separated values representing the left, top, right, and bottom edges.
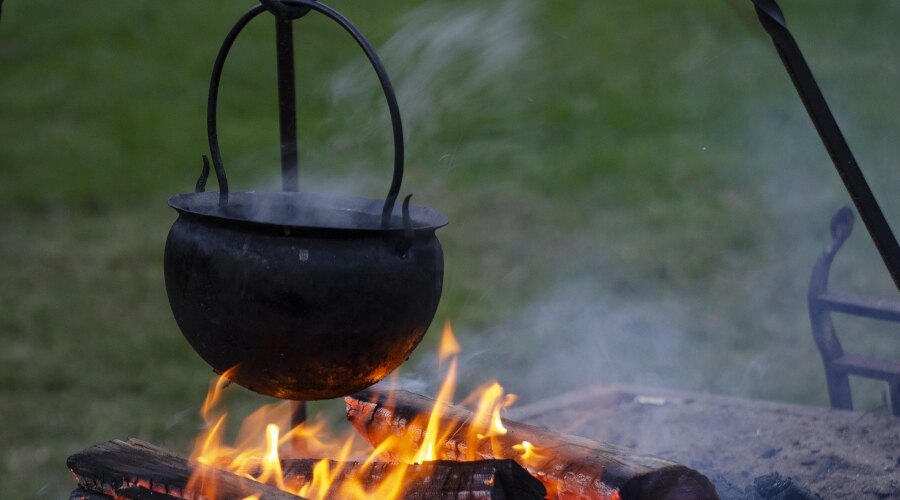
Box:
205, 5, 266, 206
205, 0, 404, 224
752, 0, 900, 293
286, 0, 405, 227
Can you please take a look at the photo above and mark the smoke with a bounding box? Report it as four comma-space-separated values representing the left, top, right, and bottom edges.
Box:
330, 0, 533, 143
388, 49, 900, 411
467, 281, 702, 400
249, 0, 899, 411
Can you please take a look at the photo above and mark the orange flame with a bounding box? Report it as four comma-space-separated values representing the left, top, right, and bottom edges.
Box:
439, 320, 461, 361
513, 440, 542, 463
412, 322, 460, 464
186, 321, 552, 499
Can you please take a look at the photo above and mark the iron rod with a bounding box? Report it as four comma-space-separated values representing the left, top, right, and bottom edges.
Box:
752, 0, 900, 293
275, 15, 299, 192
290, 401, 307, 456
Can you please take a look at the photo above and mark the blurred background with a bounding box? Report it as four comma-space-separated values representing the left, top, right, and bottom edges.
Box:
2, 0, 899, 496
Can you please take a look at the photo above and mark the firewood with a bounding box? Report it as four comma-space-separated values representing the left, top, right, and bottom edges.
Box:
69, 488, 114, 500
274, 458, 545, 499
68, 438, 545, 499
346, 389, 720, 500
67, 439, 304, 499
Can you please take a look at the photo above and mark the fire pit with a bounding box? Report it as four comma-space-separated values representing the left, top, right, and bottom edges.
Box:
511, 384, 900, 499
67, 327, 719, 500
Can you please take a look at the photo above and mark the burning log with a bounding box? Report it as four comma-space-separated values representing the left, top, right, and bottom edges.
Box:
346, 389, 720, 500
69, 488, 118, 500
276, 458, 545, 499
68, 439, 305, 500
68, 438, 545, 499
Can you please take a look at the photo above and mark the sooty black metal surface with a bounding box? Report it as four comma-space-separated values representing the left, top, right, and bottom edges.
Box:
165, 198, 445, 400
164, 0, 446, 400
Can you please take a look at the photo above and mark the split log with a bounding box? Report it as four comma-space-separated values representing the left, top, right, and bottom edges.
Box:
275, 458, 545, 499
68, 438, 545, 499
68, 438, 304, 499
69, 488, 114, 500
346, 389, 720, 500
70, 486, 179, 500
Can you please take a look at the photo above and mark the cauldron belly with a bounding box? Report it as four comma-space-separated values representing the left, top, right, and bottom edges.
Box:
164, 215, 443, 400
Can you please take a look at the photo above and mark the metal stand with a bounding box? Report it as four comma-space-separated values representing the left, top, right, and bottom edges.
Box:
808, 207, 900, 416
275, 15, 299, 191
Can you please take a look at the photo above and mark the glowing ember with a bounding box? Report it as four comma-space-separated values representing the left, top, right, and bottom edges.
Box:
186, 321, 530, 498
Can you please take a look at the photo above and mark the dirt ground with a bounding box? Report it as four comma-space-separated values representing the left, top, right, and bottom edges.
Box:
511, 384, 900, 499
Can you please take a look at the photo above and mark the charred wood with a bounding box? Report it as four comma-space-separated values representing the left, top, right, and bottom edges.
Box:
346, 388, 719, 500
69, 488, 113, 500
67, 438, 304, 499
68, 438, 544, 499
273, 457, 545, 499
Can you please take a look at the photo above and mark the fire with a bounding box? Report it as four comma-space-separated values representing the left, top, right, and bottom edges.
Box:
513, 440, 541, 462
412, 321, 460, 464
256, 424, 286, 490
187, 321, 538, 499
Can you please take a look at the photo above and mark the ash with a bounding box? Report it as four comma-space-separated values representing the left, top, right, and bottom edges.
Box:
512, 385, 900, 499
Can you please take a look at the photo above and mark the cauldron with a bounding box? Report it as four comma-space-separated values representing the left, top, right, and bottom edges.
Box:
164, 0, 446, 400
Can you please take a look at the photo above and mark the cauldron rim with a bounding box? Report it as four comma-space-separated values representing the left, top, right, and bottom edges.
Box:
169, 190, 448, 233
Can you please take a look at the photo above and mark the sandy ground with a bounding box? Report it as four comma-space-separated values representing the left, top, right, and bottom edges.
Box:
511, 384, 900, 499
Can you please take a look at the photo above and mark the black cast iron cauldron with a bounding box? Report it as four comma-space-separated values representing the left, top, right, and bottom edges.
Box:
164, 0, 447, 400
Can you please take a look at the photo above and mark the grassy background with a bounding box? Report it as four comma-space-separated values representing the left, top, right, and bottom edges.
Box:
2, 0, 899, 496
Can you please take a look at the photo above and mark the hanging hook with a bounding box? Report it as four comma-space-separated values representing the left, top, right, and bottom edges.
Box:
397, 194, 415, 258
195, 155, 211, 193
259, 0, 312, 19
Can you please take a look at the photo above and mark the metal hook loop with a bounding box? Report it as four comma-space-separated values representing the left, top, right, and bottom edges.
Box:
397, 194, 415, 258
260, 0, 311, 19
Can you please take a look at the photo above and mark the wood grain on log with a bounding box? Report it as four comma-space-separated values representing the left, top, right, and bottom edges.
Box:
69, 488, 114, 500
67, 438, 304, 499
68, 438, 545, 499
346, 388, 719, 500
274, 458, 545, 499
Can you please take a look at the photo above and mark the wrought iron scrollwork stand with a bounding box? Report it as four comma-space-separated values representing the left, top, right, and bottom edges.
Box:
808, 207, 900, 416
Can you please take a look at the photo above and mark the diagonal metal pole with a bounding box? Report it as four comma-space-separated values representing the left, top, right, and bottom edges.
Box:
751, 0, 900, 293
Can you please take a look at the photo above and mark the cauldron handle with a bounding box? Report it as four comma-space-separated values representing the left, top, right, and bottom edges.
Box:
205, 0, 404, 228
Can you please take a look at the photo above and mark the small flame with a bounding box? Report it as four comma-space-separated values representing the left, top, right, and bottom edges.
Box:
299, 459, 332, 499
413, 322, 460, 464
200, 366, 238, 423
513, 441, 541, 462
439, 319, 461, 361
253, 424, 285, 490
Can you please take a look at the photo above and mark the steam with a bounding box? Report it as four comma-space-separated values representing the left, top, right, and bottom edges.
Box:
242, 0, 899, 411
382, 280, 696, 403
391, 69, 900, 411
330, 0, 533, 143
467, 281, 701, 400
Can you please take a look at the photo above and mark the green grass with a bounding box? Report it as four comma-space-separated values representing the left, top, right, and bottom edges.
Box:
2, 0, 900, 496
